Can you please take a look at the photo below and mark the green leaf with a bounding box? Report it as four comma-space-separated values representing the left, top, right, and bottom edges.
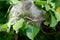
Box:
47, 0, 52, 4
26, 24, 40, 40
45, 4, 50, 11
2, 23, 8, 29
55, 0, 60, 7
55, 12, 60, 22
10, 0, 20, 4
50, 12, 57, 28
44, 21, 49, 26
0, 23, 8, 31
13, 18, 25, 33
34, 0, 40, 2
35, 1, 46, 6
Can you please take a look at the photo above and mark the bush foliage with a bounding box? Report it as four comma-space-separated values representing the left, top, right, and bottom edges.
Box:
0, 0, 60, 40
